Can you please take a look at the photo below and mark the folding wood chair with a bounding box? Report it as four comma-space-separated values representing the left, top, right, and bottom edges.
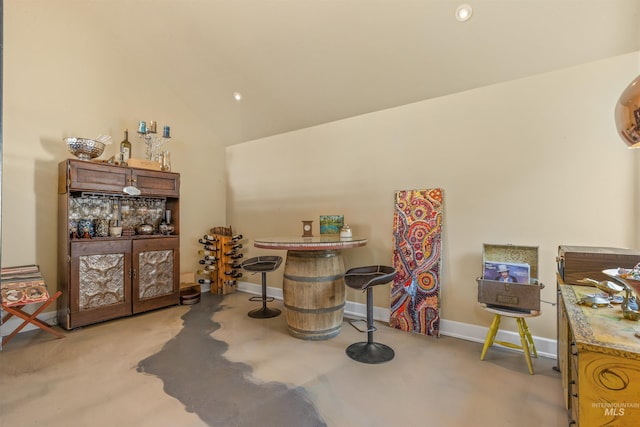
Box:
1, 282, 64, 347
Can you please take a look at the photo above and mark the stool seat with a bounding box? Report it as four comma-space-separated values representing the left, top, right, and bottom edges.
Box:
241, 256, 282, 273
344, 265, 397, 364
479, 304, 540, 375
241, 256, 283, 318
345, 265, 397, 290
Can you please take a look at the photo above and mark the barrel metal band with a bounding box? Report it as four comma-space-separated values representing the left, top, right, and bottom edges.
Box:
288, 250, 340, 258
284, 302, 345, 313
284, 273, 344, 282
287, 324, 342, 336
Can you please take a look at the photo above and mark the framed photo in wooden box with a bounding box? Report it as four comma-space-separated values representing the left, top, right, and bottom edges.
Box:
483, 261, 530, 284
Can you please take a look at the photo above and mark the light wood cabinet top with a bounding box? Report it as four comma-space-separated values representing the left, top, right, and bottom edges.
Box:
560, 284, 640, 360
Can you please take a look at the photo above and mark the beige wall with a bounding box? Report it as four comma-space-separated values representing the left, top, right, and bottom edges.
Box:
2, 0, 640, 344
227, 52, 640, 340
1, 2, 227, 295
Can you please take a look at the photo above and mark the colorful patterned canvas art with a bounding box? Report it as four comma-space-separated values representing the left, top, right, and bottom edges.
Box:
390, 189, 444, 336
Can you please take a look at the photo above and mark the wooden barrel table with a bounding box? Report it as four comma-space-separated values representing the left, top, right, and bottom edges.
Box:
254, 236, 367, 340
283, 250, 345, 340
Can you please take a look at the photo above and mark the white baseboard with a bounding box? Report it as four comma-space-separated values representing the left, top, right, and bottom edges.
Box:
236, 281, 558, 359
2, 281, 558, 359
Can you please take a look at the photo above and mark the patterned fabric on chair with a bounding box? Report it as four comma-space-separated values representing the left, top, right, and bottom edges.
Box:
2, 265, 65, 347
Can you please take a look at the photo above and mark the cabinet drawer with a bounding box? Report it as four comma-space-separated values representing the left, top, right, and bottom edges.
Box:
569, 394, 579, 426
132, 168, 179, 197
61, 160, 180, 197
66, 160, 130, 193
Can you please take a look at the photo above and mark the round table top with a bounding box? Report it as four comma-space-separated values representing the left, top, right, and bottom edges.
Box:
254, 235, 367, 251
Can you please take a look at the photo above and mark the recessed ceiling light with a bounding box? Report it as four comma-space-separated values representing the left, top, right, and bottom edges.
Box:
455, 4, 473, 22
233, 92, 243, 101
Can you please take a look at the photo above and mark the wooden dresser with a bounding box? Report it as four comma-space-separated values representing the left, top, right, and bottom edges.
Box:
558, 281, 640, 426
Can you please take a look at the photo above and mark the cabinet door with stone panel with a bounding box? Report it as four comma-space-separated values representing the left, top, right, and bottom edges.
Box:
132, 237, 180, 314
68, 239, 132, 329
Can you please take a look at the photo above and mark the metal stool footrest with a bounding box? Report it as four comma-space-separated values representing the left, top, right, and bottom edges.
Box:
347, 318, 377, 334
249, 295, 275, 303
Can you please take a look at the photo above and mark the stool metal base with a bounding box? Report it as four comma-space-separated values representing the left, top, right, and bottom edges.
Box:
346, 341, 395, 364
248, 306, 281, 319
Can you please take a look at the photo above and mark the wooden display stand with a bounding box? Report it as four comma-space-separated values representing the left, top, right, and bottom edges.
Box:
196, 227, 243, 295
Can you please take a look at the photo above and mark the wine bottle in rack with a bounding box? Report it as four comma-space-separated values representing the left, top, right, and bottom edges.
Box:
199, 259, 216, 265
224, 269, 238, 276
230, 234, 243, 241
198, 279, 213, 285
196, 268, 215, 276
202, 234, 219, 242
202, 255, 218, 261
224, 243, 243, 250
201, 244, 218, 251
225, 262, 242, 269
229, 253, 244, 260
223, 250, 239, 256
224, 280, 237, 286
230, 272, 243, 278
198, 250, 217, 257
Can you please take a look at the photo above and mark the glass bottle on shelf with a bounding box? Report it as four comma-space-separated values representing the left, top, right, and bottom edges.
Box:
120, 129, 132, 165
161, 150, 171, 171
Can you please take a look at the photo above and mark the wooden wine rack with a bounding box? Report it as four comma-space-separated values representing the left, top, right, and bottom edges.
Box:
196, 226, 244, 295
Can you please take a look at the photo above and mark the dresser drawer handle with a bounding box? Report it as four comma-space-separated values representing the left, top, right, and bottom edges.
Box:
570, 342, 578, 356
569, 380, 578, 398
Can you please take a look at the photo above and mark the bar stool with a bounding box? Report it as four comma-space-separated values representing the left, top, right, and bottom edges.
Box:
344, 265, 397, 364
479, 304, 540, 375
241, 256, 283, 318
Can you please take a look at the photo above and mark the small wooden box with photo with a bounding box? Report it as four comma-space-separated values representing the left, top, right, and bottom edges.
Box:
477, 243, 543, 312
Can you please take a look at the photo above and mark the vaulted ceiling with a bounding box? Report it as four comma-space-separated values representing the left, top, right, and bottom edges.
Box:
85, 0, 640, 145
